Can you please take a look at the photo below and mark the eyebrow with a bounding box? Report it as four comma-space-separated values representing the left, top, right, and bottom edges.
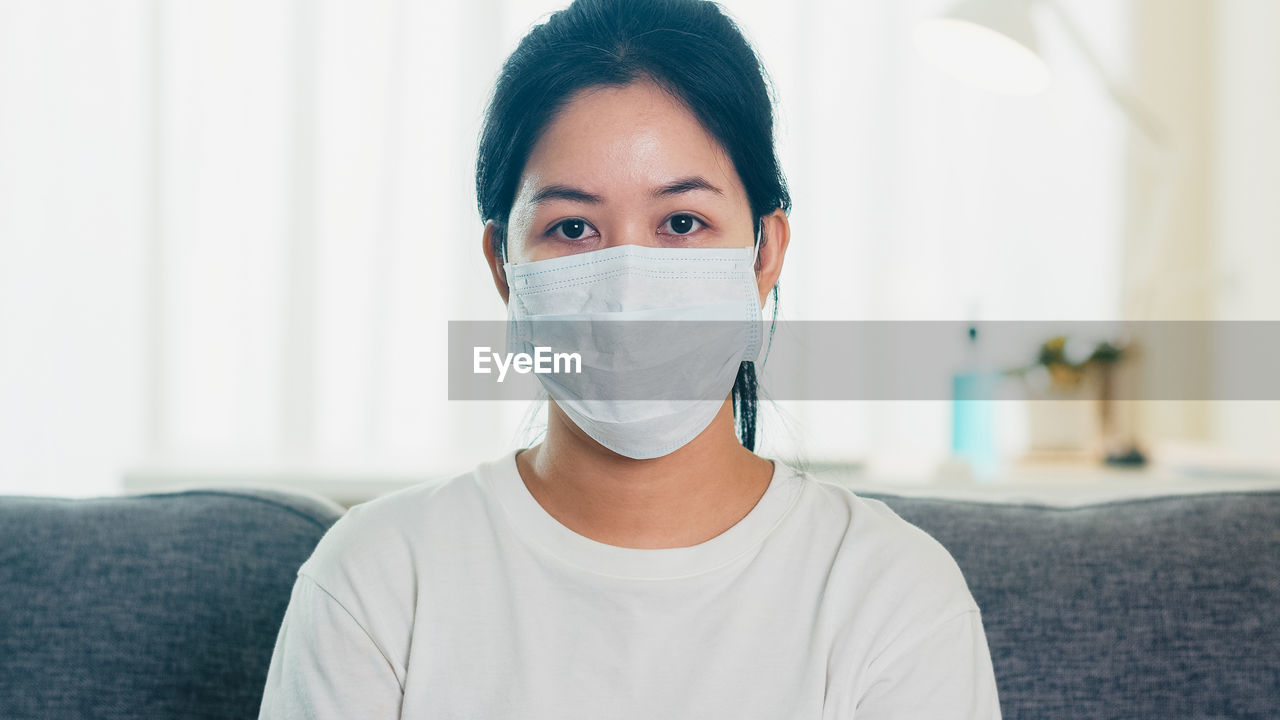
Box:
528, 175, 725, 207
653, 175, 724, 198
529, 185, 603, 206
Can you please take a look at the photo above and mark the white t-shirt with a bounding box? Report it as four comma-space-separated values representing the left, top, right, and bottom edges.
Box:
259, 450, 1002, 719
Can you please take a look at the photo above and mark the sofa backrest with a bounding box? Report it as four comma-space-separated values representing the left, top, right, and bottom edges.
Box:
3, 487, 1276, 719
864, 490, 1280, 720
0, 489, 343, 720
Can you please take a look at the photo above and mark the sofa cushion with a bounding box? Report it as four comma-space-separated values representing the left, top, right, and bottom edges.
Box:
863, 490, 1280, 720
0, 489, 343, 720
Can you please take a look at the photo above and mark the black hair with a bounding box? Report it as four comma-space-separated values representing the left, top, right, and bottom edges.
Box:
475, 0, 790, 451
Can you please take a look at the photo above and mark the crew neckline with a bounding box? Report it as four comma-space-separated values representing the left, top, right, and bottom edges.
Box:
478, 449, 805, 580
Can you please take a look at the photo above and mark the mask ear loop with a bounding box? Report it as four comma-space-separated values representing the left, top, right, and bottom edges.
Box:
751, 222, 763, 267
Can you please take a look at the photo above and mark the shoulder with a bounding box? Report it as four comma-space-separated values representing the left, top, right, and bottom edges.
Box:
297, 459, 495, 602
279, 456, 506, 679
784, 473, 986, 671
788, 470, 980, 615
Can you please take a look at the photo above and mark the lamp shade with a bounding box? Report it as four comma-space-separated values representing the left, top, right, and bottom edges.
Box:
915, 0, 1052, 95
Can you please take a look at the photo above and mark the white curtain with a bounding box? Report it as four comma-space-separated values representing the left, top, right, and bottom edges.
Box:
0, 0, 1130, 495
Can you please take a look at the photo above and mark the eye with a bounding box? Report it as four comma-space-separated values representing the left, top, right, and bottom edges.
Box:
549, 218, 596, 241
662, 214, 705, 236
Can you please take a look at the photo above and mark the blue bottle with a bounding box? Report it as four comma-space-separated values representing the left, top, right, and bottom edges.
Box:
951, 325, 1000, 479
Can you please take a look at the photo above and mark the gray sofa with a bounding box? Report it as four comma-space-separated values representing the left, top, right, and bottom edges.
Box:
1, 487, 1276, 719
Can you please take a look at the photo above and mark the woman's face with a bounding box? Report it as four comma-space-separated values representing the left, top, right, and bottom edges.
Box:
501, 79, 758, 264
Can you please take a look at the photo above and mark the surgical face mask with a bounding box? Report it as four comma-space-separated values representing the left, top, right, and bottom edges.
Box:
504, 241, 763, 459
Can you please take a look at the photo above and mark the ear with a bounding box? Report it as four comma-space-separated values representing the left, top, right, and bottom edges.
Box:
754, 208, 790, 306
482, 220, 510, 305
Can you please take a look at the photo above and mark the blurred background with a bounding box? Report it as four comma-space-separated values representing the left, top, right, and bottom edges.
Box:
1, 0, 1276, 499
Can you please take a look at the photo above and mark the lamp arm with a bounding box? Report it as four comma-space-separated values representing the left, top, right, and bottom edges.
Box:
1034, 0, 1171, 148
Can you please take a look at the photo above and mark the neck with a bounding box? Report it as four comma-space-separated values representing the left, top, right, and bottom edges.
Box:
514, 398, 775, 549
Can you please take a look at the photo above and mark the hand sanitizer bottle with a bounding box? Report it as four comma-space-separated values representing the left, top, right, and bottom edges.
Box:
951, 323, 1001, 479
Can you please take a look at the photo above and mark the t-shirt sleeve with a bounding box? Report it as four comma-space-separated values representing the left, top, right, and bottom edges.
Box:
258, 572, 404, 720
855, 608, 1002, 720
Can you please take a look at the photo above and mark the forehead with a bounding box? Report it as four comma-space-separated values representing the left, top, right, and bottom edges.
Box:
517, 79, 743, 199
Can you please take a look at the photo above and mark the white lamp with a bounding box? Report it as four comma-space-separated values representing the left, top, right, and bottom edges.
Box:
916, 0, 1168, 146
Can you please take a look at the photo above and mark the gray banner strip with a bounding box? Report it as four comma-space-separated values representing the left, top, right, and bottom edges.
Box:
448, 320, 1280, 400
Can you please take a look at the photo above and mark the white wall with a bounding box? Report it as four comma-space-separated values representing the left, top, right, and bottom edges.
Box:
13, 1, 1270, 495
0, 1, 148, 495
1210, 0, 1280, 460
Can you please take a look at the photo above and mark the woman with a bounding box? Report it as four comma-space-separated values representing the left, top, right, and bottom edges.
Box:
259, 0, 1002, 717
